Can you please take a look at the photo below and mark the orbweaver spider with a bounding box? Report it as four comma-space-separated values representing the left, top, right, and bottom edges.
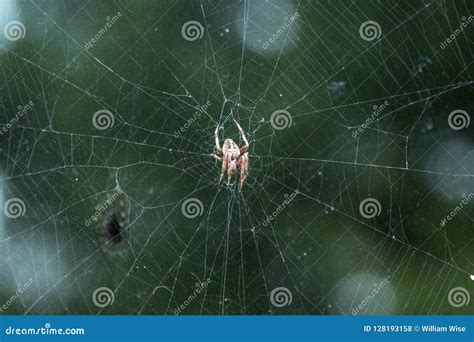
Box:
212, 120, 249, 191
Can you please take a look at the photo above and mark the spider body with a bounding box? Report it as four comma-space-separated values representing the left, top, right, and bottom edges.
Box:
213, 120, 249, 191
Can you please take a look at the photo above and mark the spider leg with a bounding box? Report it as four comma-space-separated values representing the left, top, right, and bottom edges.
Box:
214, 126, 222, 152
211, 154, 222, 161
227, 157, 234, 187
227, 170, 232, 187
238, 153, 249, 192
234, 120, 249, 155
219, 155, 227, 183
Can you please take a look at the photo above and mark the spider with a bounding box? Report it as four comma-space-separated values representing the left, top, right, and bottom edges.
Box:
212, 120, 249, 191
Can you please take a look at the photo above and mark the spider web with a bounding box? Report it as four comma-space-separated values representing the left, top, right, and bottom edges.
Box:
0, 0, 473, 315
